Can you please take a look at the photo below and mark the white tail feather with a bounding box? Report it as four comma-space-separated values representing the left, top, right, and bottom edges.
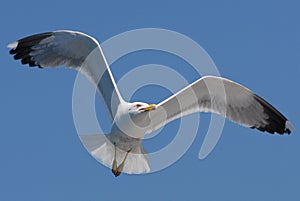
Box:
79, 134, 150, 174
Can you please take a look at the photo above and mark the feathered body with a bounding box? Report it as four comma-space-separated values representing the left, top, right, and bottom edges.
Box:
8, 30, 294, 176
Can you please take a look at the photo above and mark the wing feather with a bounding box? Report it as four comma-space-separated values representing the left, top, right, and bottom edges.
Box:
8, 30, 124, 120
145, 76, 293, 135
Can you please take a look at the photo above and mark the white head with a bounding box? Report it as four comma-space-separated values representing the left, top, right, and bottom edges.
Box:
112, 102, 157, 138
128, 102, 157, 114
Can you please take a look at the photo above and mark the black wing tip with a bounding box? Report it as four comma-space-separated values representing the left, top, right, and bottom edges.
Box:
8, 32, 53, 68
251, 124, 291, 135
9, 48, 17, 54
252, 95, 294, 135
253, 118, 294, 135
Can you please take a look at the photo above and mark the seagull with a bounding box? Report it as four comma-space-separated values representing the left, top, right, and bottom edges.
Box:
8, 30, 294, 177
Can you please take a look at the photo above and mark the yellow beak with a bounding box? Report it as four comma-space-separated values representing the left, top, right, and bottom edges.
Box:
139, 104, 157, 111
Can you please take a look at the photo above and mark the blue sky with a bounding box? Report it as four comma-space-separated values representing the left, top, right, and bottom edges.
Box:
1, 0, 299, 200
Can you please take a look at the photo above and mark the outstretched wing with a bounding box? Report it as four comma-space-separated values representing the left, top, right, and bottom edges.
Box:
145, 76, 294, 135
8, 30, 124, 121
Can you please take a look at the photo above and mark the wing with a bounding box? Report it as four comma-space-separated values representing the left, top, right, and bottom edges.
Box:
8, 30, 124, 121
145, 76, 294, 135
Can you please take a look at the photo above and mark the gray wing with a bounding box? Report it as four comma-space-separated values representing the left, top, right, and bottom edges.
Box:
8, 30, 124, 121
144, 76, 294, 135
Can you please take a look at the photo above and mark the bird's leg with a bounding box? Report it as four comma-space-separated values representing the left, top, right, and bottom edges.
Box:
115, 148, 132, 177
111, 142, 118, 176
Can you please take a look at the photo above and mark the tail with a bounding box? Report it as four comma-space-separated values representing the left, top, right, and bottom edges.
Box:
79, 134, 150, 174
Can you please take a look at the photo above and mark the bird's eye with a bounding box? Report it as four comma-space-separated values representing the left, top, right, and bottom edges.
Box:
136, 104, 142, 107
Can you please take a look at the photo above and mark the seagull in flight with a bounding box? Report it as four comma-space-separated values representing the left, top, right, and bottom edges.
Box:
8, 30, 294, 177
